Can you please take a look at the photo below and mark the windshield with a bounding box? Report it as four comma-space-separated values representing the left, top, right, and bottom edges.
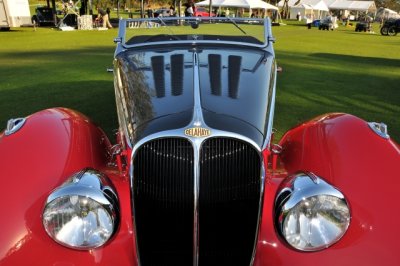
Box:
120, 17, 268, 47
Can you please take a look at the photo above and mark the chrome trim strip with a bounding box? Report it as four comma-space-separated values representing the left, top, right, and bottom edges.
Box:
192, 144, 200, 266
262, 59, 277, 151
124, 40, 268, 50
368, 122, 390, 139
266, 16, 275, 44
192, 51, 201, 266
5, 117, 26, 136
114, 20, 126, 57
250, 162, 266, 266
123, 17, 265, 23
113, 62, 133, 149
264, 17, 269, 45
129, 162, 142, 266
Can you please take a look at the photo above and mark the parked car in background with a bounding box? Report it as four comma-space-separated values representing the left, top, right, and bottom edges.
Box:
1, 17, 399, 266
153, 8, 170, 17
194, 7, 215, 17
355, 21, 372, 32
355, 15, 373, 32
31, 6, 57, 26
380, 18, 400, 36
319, 16, 334, 30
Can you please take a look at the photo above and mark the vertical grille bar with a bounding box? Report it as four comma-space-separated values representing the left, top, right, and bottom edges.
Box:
199, 138, 261, 266
133, 138, 194, 266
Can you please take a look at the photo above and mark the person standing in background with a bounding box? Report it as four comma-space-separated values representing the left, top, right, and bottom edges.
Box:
106, 7, 111, 18
96, 7, 113, 29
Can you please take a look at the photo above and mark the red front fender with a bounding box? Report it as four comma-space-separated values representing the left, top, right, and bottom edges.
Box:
0, 108, 136, 265
254, 113, 400, 265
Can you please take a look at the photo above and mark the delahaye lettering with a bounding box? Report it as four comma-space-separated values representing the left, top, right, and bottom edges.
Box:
184, 127, 211, 138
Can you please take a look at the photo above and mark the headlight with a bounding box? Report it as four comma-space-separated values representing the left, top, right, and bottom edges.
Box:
275, 173, 350, 252
43, 169, 119, 250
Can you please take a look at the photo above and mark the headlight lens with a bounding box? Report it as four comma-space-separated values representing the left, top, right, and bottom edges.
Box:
275, 173, 350, 252
43, 169, 119, 250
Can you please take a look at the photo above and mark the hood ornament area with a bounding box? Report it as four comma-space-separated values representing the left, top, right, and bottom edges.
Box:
184, 127, 211, 138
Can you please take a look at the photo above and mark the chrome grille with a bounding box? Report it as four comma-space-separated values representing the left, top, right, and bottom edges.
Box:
132, 137, 261, 266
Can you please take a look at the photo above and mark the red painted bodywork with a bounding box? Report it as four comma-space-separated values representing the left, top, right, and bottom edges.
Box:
255, 113, 400, 265
0, 108, 136, 266
1, 109, 399, 265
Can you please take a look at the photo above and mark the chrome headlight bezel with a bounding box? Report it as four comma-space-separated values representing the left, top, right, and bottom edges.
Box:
275, 172, 351, 252
43, 169, 119, 250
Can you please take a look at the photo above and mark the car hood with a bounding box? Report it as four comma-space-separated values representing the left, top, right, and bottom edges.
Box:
114, 45, 274, 147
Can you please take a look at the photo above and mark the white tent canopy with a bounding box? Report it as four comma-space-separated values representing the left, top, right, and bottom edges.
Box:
312, 0, 329, 11
375, 7, 400, 20
329, 1, 376, 12
278, 0, 300, 8
289, 1, 329, 20
196, 0, 279, 11
279, 0, 376, 12
289, 3, 313, 20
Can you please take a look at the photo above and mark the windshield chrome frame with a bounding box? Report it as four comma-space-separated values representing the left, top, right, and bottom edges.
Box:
115, 17, 271, 52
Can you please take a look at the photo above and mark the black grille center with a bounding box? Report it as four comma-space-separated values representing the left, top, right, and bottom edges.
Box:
199, 138, 261, 266
133, 138, 194, 266
133, 137, 261, 266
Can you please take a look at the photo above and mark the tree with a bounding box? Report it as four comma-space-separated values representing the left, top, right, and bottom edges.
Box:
375, 0, 400, 11
281, 0, 289, 18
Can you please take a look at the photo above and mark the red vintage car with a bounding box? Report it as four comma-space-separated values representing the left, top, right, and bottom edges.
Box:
194, 7, 215, 17
1, 17, 399, 266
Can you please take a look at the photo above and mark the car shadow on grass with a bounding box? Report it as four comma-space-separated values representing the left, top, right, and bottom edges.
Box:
311, 53, 400, 68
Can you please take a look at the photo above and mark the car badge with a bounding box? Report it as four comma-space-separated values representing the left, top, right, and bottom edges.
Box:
184, 127, 211, 138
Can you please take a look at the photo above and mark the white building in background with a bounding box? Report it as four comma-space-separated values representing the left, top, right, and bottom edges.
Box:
0, 0, 32, 29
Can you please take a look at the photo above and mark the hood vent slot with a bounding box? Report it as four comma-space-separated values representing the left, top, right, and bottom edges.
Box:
151, 56, 166, 98
228, 55, 242, 99
171, 54, 184, 96
208, 54, 222, 96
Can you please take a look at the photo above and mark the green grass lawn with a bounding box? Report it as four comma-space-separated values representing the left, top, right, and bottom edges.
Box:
273, 22, 400, 141
0, 21, 399, 143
